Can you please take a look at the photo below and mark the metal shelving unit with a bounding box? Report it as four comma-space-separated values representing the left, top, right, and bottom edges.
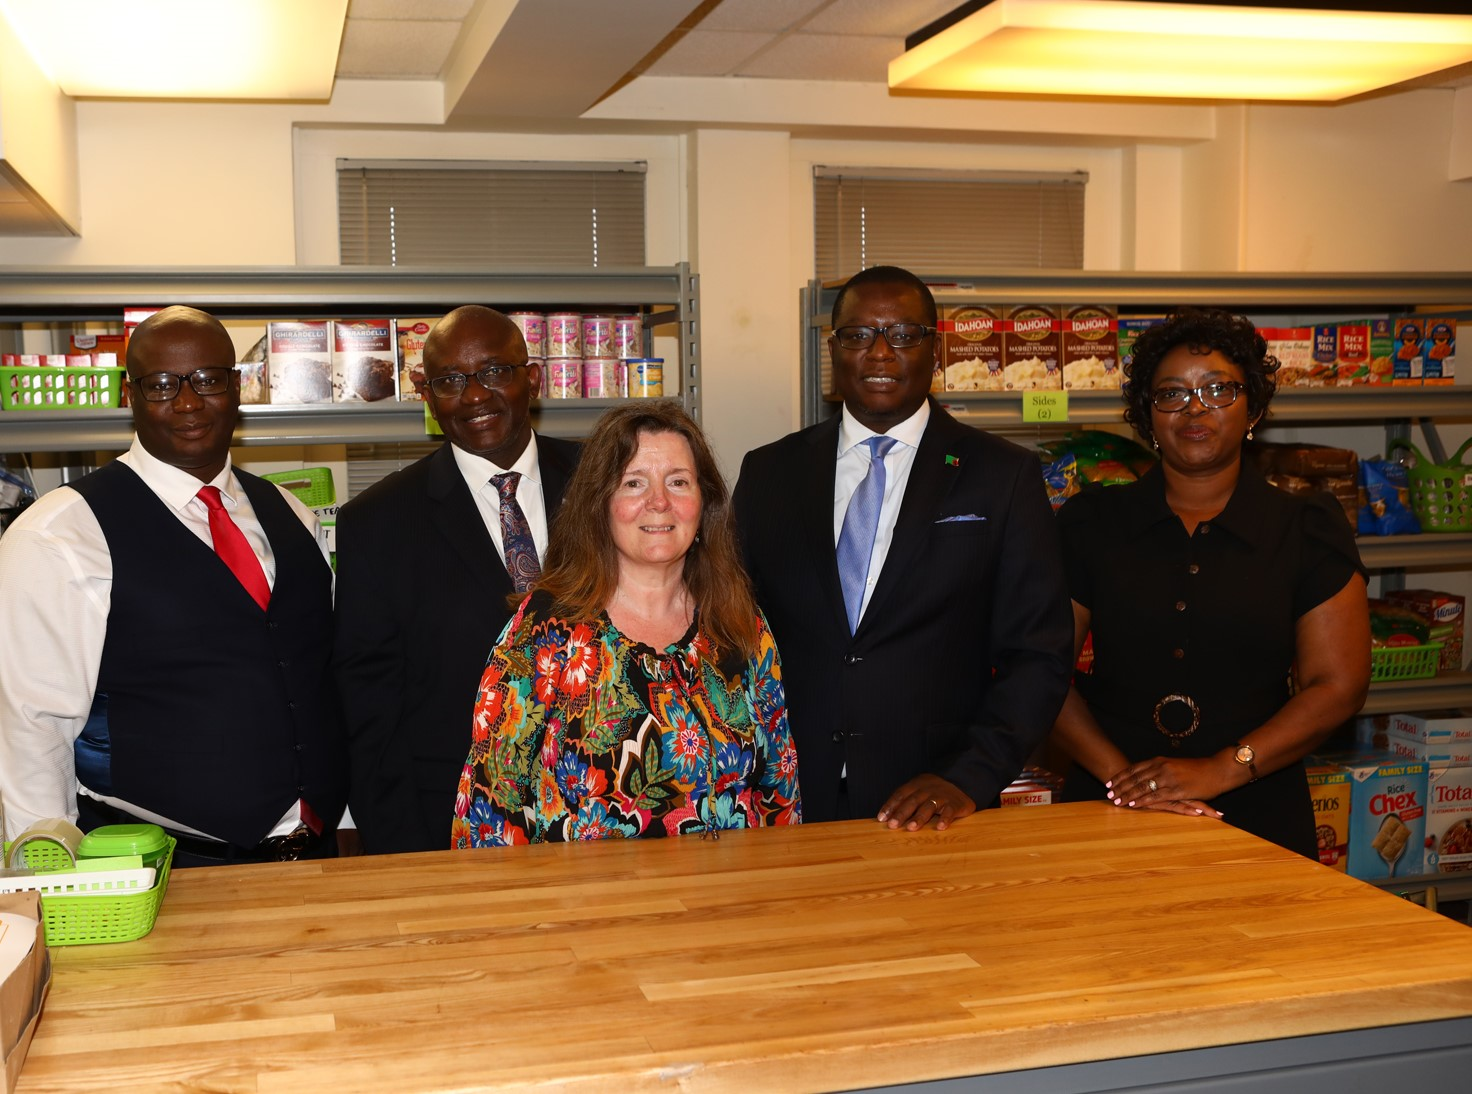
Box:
0, 264, 701, 448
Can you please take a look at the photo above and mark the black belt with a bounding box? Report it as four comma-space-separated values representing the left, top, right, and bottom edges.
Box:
79, 797, 327, 863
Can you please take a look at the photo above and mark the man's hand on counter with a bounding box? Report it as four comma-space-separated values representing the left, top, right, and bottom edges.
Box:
878, 775, 976, 832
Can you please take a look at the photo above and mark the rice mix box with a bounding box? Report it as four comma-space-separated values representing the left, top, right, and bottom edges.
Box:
1318, 750, 1427, 882
267, 320, 333, 405
1003, 304, 1060, 391
332, 319, 398, 403
941, 304, 1005, 391
1425, 762, 1472, 875
1116, 316, 1163, 379
1261, 326, 1314, 386
1061, 305, 1119, 390
1306, 761, 1351, 871
1333, 321, 1371, 386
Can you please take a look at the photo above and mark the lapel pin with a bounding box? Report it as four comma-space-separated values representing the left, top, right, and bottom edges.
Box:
945, 454, 961, 467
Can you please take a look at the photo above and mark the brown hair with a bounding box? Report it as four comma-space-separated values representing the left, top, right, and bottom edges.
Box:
533, 400, 760, 659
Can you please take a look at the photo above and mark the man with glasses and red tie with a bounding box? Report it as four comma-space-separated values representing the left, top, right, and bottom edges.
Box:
332, 305, 581, 854
0, 306, 345, 865
733, 266, 1073, 830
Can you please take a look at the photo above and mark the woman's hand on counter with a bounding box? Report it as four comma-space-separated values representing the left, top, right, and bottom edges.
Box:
1105, 757, 1226, 818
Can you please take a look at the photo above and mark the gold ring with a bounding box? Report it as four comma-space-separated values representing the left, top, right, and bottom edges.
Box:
929, 798, 941, 809
1147, 779, 1159, 792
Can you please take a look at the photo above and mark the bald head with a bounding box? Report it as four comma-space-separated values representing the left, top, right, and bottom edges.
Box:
423, 306, 523, 371
126, 306, 233, 378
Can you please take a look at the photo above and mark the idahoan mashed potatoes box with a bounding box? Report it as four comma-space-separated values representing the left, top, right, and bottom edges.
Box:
1003, 304, 1060, 391
941, 304, 1005, 391
1062, 305, 1119, 390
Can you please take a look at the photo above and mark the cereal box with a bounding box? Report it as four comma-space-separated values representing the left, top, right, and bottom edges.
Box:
999, 767, 1062, 808
1384, 589, 1464, 672
1385, 710, 1472, 765
1319, 750, 1427, 881
1061, 305, 1119, 390
396, 319, 434, 402
1422, 318, 1457, 386
1117, 316, 1163, 379
1261, 327, 1313, 386
1365, 319, 1396, 386
1333, 321, 1371, 386
1003, 305, 1060, 391
1392, 317, 1425, 385
267, 320, 333, 405
1425, 762, 1472, 874
1306, 760, 1351, 871
941, 304, 1005, 391
332, 319, 397, 403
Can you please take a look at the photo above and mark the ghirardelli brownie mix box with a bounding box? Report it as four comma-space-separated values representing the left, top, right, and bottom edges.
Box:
268, 321, 333, 405
1062, 305, 1118, 390
333, 319, 398, 403
1003, 304, 1060, 391
941, 304, 1004, 391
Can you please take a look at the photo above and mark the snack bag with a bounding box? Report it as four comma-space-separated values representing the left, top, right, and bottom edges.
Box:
1358, 457, 1420, 535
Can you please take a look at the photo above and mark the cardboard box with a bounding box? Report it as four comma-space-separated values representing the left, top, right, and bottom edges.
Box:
1365, 318, 1396, 386
1061, 305, 1120, 390
332, 319, 397, 403
1384, 590, 1464, 673
1392, 317, 1426, 385
1425, 763, 1472, 875
1319, 750, 1427, 881
940, 304, 1005, 391
0, 891, 49, 1094
396, 319, 434, 402
267, 321, 333, 405
1387, 710, 1472, 746
1262, 326, 1313, 386
999, 767, 1062, 808
1003, 304, 1060, 391
1117, 316, 1162, 378
1306, 761, 1351, 871
1308, 324, 1338, 386
69, 333, 126, 361
1422, 317, 1457, 386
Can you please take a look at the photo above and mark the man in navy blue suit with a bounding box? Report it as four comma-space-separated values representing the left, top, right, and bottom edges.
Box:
733, 266, 1073, 828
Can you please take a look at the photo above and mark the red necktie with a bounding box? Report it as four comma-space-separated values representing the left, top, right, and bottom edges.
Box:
197, 486, 271, 611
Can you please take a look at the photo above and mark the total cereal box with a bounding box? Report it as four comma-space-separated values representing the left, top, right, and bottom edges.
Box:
1320, 750, 1428, 882
267, 320, 333, 405
1306, 760, 1351, 871
1003, 305, 1060, 391
941, 304, 1005, 391
1061, 305, 1119, 390
1425, 763, 1472, 875
1386, 710, 1472, 766
332, 319, 398, 403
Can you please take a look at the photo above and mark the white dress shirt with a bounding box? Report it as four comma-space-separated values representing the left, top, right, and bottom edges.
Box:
0, 439, 327, 842
832, 400, 931, 627
450, 435, 551, 563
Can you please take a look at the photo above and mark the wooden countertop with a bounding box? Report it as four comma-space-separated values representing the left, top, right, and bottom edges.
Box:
17, 803, 1472, 1092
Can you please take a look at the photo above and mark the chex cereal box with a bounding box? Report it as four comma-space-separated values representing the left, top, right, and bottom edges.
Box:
1425, 763, 1472, 875
1319, 750, 1428, 881
1306, 760, 1351, 871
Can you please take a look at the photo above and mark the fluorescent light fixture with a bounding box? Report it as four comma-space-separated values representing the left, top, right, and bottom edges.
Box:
889, 0, 1472, 101
0, 0, 349, 100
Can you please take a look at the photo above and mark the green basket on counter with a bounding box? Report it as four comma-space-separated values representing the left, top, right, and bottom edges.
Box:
1369, 642, 1442, 682
1388, 438, 1472, 533
261, 466, 335, 508
2, 836, 175, 946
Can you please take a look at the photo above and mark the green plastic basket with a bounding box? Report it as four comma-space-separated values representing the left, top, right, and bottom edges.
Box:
2, 836, 175, 946
1388, 438, 1472, 533
1370, 642, 1442, 682
262, 466, 335, 508
0, 365, 126, 411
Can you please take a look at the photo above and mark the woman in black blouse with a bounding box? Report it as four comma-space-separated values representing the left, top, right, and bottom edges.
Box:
1051, 308, 1369, 858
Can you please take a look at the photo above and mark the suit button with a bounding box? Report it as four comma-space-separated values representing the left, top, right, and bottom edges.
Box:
843, 654, 864, 665
832, 731, 845, 743
1175, 601, 1186, 611
1173, 648, 1185, 659
1187, 564, 1200, 575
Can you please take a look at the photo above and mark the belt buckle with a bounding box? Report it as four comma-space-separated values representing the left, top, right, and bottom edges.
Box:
262, 824, 312, 862
1152, 693, 1201, 749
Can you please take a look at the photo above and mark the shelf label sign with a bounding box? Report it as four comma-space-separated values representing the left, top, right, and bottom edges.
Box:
1022, 391, 1068, 423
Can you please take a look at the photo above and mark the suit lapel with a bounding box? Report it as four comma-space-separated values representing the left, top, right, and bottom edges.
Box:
858, 409, 964, 635
803, 416, 850, 634
426, 443, 514, 603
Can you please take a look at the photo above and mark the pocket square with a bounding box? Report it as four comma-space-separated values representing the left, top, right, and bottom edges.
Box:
936, 513, 985, 523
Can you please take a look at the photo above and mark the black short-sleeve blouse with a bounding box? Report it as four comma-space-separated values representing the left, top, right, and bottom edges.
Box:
1056, 461, 1365, 857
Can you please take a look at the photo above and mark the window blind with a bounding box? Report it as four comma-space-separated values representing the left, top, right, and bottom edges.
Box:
814, 169, 1086, 280
338, 160, 647, 268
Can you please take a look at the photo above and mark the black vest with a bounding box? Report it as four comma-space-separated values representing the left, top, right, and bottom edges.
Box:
71, 462, 346, 846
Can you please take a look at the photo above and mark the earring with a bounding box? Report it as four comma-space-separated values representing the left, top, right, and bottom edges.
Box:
1246, 427, 1254, 441
1151, 436, 1159, 451
694, 532, 701, 544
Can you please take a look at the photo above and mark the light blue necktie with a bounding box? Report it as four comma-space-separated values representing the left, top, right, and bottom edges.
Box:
836, 435, 897, 633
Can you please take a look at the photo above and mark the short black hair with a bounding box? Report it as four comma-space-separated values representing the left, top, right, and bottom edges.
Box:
1122, 307, 1279, 443
831, 265, 939, 328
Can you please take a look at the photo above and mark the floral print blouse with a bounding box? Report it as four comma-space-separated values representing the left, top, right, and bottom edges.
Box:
452, 590, 801, 847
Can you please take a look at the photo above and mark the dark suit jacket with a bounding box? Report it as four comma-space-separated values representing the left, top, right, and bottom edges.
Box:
733, 401, 1073, 822
333, 436, 581, 853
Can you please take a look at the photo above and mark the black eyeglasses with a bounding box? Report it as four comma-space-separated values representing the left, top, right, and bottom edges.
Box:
833, 324, 936, 350
1150, 381, 1245, 413
424, 363, 529, 398
128, 367, 234, 402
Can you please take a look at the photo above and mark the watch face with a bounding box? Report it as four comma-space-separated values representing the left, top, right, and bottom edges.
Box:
1236, 745, 1256, 764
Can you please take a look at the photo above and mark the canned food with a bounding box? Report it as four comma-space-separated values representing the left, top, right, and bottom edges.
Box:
582, 358, 620, 399
546, 357, 582, 399
547, 313, 582, 359
627, 358, 664, 398
612, 314, 643, 359
581, 315, 615, 359
507, 312, 547, 357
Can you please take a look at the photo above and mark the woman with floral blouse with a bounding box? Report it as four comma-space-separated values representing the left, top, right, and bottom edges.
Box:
452, 401, 800, 846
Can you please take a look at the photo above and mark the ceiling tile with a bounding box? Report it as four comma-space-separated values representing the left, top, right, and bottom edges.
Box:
347, 0, 474, 19
337, 19, 462, 78
645, 29, 774, 77
735, 31, 897, 82
699, 0, 831, 33
803, 0, 962, 38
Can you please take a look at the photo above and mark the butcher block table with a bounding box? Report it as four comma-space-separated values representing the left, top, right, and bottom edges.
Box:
16, 802, 1472, 1092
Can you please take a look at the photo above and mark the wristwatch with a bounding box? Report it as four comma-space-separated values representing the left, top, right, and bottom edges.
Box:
1233, 743, 1259, 783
